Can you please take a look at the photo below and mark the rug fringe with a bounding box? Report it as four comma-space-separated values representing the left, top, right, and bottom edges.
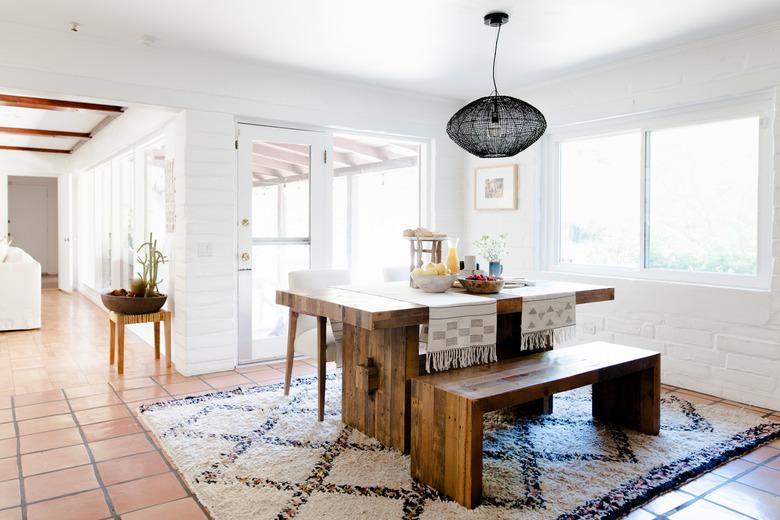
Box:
426, 344, 497, 373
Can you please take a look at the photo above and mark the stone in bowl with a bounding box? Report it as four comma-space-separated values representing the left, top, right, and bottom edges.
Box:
101, 293, 167, 315
411, 273, 459, 293
459, 277, 505, 294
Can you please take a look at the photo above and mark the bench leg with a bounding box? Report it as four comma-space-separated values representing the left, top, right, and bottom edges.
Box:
592, 361, 660, 435
412, 381, 483, 509
509, 395, 553, 416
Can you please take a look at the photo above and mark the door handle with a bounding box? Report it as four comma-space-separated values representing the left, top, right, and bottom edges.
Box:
241, 252, 250, 262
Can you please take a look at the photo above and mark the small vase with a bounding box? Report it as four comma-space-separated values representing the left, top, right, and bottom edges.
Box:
489, 261, 503, 277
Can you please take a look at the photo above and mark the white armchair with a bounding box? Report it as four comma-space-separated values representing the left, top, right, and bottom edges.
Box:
0, 247, 41, 331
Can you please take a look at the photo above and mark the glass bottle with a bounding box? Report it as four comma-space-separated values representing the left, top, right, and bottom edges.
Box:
446, 237, 460, 274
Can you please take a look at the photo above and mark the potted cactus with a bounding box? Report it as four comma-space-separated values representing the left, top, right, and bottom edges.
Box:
101, 233, 169, 315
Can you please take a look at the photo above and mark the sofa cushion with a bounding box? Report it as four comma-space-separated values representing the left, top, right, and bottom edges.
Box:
4, 247, 33, 264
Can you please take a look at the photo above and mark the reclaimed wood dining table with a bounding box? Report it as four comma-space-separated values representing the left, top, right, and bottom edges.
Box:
276, 280, 614, 453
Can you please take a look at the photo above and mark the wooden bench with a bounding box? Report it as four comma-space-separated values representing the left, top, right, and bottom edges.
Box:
410, 341, 660, 509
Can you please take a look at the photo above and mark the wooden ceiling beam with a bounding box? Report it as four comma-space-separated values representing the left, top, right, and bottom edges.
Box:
0, 94, 124, 114
0, 145, 70, 154
333, 136, 400, 161
263, 142, 310, 156
335, 156, 418, 177
253, 155, 308, 176
253, 143, 310, 167
0, 126, 91, 139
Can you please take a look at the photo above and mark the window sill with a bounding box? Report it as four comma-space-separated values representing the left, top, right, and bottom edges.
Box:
535, 270, 772, 325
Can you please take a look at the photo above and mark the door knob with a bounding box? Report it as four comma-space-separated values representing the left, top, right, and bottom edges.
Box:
241, 252, 250, 262
241, 218, 250, 227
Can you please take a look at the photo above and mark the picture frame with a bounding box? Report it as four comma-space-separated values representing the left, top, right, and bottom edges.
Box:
474, 164, 518, 210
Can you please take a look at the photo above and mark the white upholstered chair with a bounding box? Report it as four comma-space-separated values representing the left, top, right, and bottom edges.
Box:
285, 268, 351, 420
382, 265, 410, 282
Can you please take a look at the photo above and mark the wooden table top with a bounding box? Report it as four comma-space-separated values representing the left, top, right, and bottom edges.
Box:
277, 280, 614, 330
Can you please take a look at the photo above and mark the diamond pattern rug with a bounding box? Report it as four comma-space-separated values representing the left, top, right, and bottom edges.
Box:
139, 373, 780, 520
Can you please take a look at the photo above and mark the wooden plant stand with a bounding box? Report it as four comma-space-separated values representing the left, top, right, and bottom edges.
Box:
109, 310, 172, 374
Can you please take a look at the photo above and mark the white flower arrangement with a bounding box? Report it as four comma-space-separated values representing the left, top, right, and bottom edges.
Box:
473, 233, 508, 262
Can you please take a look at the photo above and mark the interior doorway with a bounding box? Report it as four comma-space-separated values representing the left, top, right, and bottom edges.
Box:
7, 175, 58, 283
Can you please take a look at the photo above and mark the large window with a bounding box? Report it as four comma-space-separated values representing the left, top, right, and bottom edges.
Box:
549, 100, 770, 288
76, 136, 168, 293
331, 134, 423, 283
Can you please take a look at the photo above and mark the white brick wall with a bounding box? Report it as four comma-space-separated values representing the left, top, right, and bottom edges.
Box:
172, 111, 238, 376
464, 23, 780, 410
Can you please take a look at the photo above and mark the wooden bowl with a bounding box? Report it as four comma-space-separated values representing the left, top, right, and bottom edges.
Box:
411, 273, 458, 293
459, 277, 505, 294
101, 293, 167, 315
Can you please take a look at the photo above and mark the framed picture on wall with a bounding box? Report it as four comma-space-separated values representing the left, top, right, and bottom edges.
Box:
474, 164, 518, 210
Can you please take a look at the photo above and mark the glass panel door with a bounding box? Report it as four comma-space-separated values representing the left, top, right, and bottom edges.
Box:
237, 124, 329, 364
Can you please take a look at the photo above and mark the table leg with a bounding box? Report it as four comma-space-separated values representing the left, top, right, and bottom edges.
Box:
342, 323, 420, 453
109, 320, 115, 365
317, 316, 327, 422
154, 321, 161, 359
164, 311, 172, 368
495, 312, 554, 415
284, 310, 298, 396
117, 317, 125, 375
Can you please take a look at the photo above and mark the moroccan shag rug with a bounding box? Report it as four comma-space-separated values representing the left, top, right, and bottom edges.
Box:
139, 373, 780, 520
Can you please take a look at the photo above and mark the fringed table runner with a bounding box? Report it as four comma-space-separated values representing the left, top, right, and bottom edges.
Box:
335, 283, 497, 373
503, 287, 576, 350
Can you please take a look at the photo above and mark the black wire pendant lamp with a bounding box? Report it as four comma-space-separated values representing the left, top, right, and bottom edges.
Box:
447, 12, 547, 158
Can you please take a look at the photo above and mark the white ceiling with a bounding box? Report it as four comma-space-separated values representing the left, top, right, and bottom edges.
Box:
3, 0, 780, 99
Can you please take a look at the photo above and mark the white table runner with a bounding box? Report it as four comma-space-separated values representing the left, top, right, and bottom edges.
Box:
336, 283, 497, 373
503, 286, 576, 350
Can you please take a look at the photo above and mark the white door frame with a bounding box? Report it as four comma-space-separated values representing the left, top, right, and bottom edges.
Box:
57, 173, 74, 292
236, 123, 332, 364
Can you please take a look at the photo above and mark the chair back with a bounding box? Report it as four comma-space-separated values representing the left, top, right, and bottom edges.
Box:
382, 266, 410, 282
288, 269, 351, 338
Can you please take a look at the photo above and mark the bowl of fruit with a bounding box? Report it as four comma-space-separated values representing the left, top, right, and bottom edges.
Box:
411, 262, 459, 293
459, 274, 505, 294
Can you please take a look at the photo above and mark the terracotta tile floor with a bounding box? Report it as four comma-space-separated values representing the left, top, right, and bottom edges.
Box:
0, 289, 778, 519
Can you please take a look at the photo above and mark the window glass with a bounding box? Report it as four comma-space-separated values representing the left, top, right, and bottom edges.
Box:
647, 117, 759, 274
331, 135, 421, 283
559, 132, 641, 267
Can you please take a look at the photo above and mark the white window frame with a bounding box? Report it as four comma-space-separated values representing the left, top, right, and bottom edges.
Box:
541, 93, 774, 290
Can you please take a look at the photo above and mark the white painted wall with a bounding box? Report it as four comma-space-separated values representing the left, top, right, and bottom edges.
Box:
7, 176, 58, 273
461, 23, 780, 409
0, 24, 465, 376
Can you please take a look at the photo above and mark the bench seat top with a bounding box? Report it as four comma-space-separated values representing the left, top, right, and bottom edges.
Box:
413, 342, 659, 412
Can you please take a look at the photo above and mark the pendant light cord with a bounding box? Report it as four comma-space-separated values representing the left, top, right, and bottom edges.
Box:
491, 23, 502, 96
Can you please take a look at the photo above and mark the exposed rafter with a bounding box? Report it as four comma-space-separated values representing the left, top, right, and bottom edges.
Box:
0, 127, 91, 139
0, 145, 70, 154
335, 156, 418, 176
0, 93, 126, 154
0, 94, 124, 114
333, 136, 398, 161
253, 143, 310, 167
252, 155, 308, 176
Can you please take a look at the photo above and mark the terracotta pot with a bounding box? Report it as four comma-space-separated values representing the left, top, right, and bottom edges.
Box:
101, 293, 167, 315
